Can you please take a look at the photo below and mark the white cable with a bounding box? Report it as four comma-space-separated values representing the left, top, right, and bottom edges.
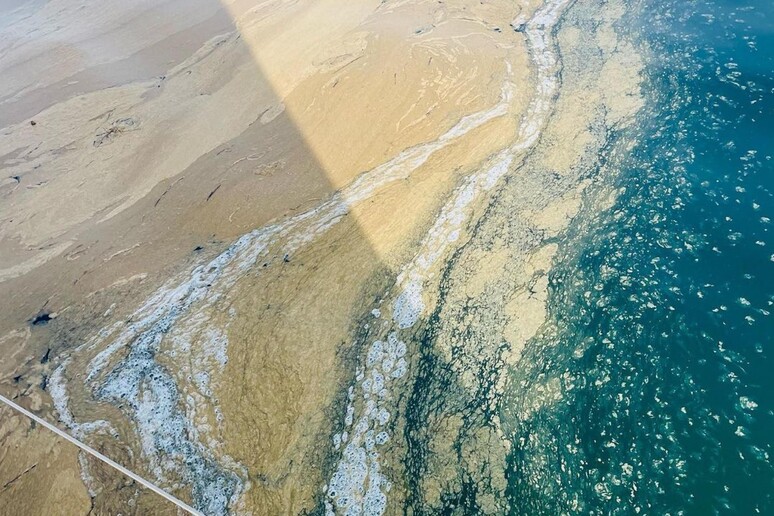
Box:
0, 393, 204, 516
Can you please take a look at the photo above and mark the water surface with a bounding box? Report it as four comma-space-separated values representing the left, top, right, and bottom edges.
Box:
503, 0, 774, 513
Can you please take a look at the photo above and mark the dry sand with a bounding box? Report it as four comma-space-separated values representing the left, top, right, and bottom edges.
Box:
0, 0, 644, 514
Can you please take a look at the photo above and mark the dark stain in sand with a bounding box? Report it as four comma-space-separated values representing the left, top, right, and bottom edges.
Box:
30, 313, 52, 326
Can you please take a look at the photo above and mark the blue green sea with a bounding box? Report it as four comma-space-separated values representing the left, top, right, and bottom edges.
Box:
502, 0, 774, 513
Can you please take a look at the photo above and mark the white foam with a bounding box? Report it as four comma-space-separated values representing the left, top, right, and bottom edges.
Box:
77, 451, 100, 498
326, 333, 407, 514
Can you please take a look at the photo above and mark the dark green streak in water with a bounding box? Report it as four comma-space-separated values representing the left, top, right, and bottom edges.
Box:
503, 0, 773, 514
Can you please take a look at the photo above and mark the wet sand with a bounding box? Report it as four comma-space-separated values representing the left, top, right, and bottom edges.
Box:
0, 0, 644, 514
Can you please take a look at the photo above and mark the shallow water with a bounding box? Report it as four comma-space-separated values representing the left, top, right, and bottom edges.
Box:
502, 0, 774, 513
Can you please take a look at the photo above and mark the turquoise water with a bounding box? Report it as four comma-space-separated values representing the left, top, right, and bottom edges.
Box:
502, 0, 773, 513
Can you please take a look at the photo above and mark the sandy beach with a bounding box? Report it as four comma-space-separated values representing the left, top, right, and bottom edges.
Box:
0, 0, 644, 513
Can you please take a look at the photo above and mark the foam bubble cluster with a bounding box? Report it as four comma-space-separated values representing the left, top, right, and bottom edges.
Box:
326, 332, 407, 515
392, 280, 424, 330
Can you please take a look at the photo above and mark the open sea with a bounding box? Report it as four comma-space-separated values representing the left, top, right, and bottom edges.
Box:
502, 0, 774, 513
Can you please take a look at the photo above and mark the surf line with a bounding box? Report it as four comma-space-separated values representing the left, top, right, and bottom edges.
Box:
0, 393, 203, 516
